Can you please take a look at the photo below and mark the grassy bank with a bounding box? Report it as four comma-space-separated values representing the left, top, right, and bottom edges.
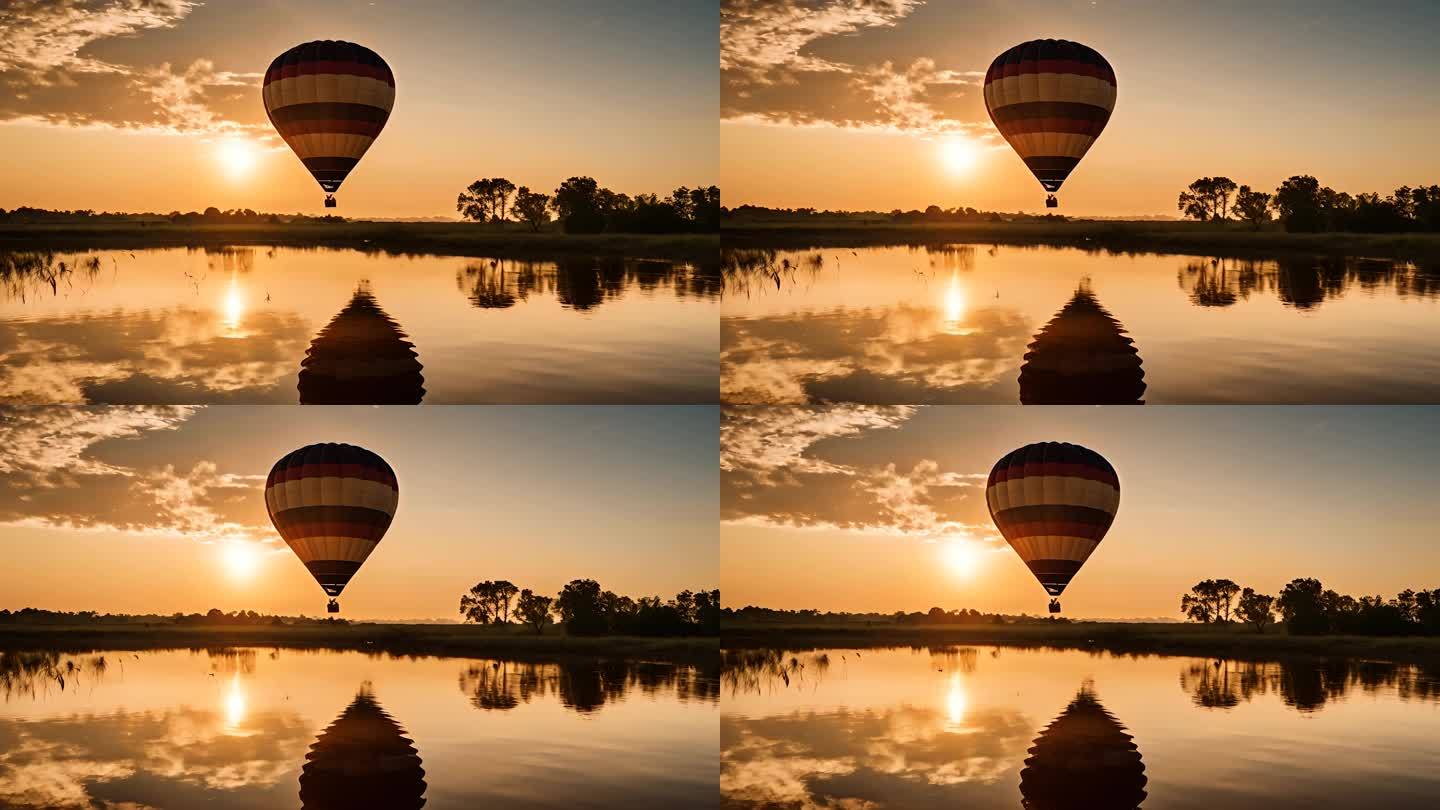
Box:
723, 219, 1440, 261
0, 222, 718, 263
0, 623, 716, 664
722, 620, 1440, 665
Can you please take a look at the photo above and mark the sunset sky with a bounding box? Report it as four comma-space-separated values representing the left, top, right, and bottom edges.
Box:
721, 406, 1440, 619
0, 405, 718, 620
0, 0, 716, 217
721, 0, 1440, 216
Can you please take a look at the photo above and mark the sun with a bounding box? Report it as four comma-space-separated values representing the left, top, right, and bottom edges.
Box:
217, 139, 258, 179
222, 543, 261, 581
941, 542, 982, 579
940, 138, 979, 175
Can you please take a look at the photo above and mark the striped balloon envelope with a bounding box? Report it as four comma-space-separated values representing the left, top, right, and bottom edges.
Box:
983, 39, 1116, 197
262, 40, 395, 200
986, 442, 1119, 601
265, 443, 398, 609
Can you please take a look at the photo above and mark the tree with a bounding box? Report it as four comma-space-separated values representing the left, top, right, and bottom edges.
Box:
552, 176, 607, 234
1181, 578, 1241, 623
1237, 587, 1276, 633
555, 578, 608, 635
513, 186, 551, 232
1177, 177, 1238, 221
1272, 175, 1324, 232
1276, 577, 1329, 635
1233, 185, 1272, 229
458, 580, 519, 624
456, 178, 517, 223
515, 588, 554, 634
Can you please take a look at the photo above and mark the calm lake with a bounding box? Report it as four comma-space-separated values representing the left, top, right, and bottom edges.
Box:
722, 245, 1440, 403
0, 647, 718, 809
0, 247, 719, 404
722, 645, 1440, 809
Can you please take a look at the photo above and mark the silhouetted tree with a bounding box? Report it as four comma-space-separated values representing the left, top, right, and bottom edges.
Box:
456, 178, 517, 223
1237, 587, 1276, 633
552, 176, 607, 234
1277, 578, 1328, 634
512, 186, 551, 232
1181, 579, 1240, 623
1233, 185, 1272, 229
555, 578, 608, 635
1272, 175, 1324, 232
459, 580, 519, 624
515, 589, 554, 634
1178, 177, 1238, 221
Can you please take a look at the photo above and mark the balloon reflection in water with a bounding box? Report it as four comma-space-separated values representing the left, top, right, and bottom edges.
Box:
300, 684, 426, 809
1019, 284, 1145, 404
298, 284, 425, 404
1020, 685, 1147, 810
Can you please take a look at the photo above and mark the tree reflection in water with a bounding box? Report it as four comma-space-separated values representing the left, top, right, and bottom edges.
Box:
1178, 256, 1440, 309
299, 683, 426, 810
458, 657, 719, 714
456, 257, 719, 312
1019, 685, 1147, 810
1179, 657, 1440, 712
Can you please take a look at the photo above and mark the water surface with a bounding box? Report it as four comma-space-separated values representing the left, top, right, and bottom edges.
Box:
0, 247, 719, 403
722, 645, 1440, 809
722, 245, 1440, 403
0, 647, 718, 809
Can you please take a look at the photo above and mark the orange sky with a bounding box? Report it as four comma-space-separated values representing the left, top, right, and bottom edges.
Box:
721, 0, 1440, 216
0, 406, 718, 620
721, 406, 1440, 619
0, 0, 716, 217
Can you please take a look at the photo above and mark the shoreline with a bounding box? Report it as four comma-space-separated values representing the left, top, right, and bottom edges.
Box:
721, 621, 1440, 666
722, 221, 1440, 261
0, 623, 717, 664
0, 222, 719, 264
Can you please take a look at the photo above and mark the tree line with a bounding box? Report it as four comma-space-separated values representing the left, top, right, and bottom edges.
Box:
0, 206, 343, 225
1181, 578, 1440, 636
1178, 176, 1440, 233
723, 605, 1069, 625
459, 579, 720, 637
721, 203, 1069, 225
457, 177, 720, 234
0, 607, 348, 626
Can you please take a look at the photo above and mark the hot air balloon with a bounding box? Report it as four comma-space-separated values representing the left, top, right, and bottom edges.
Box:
1019, 685, 1147, 810
986, 442, 1118, 613
262, 40, 395, 208
265, 443, 397, 613
300, 684, 426, 810
1018, 284, 1146, 404
298, 284, 425, 405
984, 39, 1115, 209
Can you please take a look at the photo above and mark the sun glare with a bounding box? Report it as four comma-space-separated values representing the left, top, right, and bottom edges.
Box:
217, 139, 258, 179
222, 542, 260, 581
221, 277, 246, 333
942, 542, 981, 579
940, 138, 979, 175
223, 672, 247, 730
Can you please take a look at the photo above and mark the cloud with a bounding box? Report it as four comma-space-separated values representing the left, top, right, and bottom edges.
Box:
0, 407, 273, 543
721, 405, 996, 541
0, 1, 269, 137
721, 0, 992, 136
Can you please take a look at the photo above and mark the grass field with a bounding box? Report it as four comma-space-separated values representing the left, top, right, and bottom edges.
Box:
722, 619, 1440, 665
723, 218, 1440, 261
0, 221, 718, 263
0, 623, 717, 663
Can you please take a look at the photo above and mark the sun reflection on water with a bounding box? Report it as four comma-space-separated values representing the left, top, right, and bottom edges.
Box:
945, 674, 968, 730
223, 672, 246, 732
940, 270, 975, 336
221, 276, 246, 335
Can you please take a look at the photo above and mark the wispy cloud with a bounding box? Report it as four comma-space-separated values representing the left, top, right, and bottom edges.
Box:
0, 407, 272, 543
0, 1, 269, 137
721, 405, 997, 541
721, 0, 991, 137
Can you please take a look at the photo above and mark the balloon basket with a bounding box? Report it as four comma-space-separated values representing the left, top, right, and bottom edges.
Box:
324, 195, 336, 208
1048, 599, 1061, 614
1045, 195, 1058, 209
327, 599, 340, 614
